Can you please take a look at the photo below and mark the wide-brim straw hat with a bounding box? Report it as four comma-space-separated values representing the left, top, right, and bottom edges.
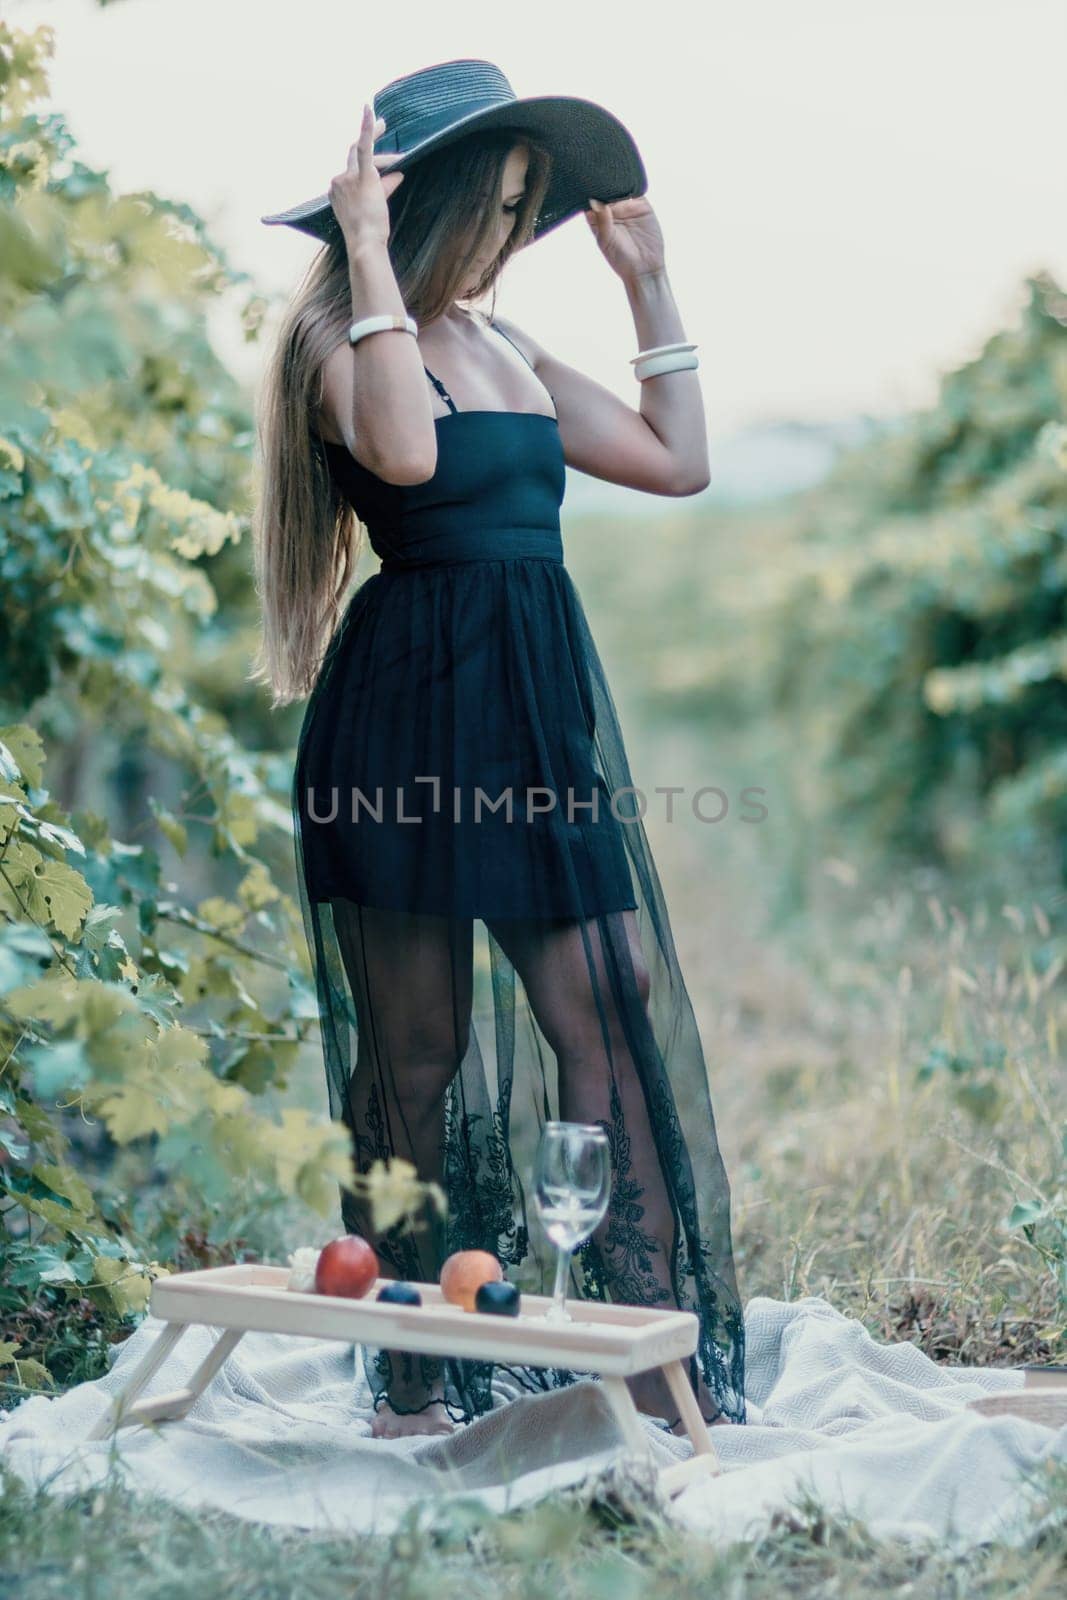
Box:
260, 57, 647, 246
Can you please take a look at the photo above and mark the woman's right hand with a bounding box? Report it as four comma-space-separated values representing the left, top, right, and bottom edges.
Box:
328, 102, 407, 251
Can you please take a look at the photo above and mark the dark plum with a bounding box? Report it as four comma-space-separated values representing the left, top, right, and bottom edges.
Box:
376, 1282, 422, 1306
474, 1280, 521, 1317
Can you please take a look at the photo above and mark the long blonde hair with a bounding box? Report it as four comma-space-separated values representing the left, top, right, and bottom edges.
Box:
251, 130, 553, 707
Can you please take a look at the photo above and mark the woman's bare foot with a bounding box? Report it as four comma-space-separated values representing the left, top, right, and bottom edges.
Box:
370, 1398, 456, 1438
367, 1346, 457, 1438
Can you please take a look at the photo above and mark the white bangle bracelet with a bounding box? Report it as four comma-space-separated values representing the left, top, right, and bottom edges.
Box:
348, 313, 418, 347
629, 342, 697, 364
633, 349, 700, 382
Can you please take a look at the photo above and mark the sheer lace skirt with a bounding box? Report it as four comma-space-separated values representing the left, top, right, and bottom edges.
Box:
292, 559, 747, 1426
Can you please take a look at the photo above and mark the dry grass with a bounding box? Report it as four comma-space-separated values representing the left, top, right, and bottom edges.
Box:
642, 717, 1065, 1375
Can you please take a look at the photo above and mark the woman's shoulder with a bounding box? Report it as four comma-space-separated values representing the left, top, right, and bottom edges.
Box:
483, 310, 544, 372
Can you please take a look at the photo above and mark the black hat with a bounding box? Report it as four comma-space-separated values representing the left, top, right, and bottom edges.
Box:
260, 57, 646, 246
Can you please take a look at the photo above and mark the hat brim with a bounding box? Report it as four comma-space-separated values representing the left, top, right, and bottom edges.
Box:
260, 95, 646, 246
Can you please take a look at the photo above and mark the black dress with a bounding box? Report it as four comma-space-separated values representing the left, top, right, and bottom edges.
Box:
292, 320, 747, 1426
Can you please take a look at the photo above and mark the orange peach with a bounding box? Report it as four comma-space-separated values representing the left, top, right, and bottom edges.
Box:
440, 1249, 503, 1312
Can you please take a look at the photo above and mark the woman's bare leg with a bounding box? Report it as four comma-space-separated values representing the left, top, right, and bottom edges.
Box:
333, 900, 474, 1437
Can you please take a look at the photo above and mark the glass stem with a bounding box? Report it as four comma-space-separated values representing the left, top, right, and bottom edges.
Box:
550, 1244, 570, 1319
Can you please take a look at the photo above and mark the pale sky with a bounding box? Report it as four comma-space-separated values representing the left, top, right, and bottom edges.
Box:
10, 0, 1067, 433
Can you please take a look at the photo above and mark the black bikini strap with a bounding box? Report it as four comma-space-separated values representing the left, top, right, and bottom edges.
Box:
489, 319, 536, 374
423, 365, 458, 414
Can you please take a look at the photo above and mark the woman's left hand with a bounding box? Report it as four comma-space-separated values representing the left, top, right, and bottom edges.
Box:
584, 195, 665, 282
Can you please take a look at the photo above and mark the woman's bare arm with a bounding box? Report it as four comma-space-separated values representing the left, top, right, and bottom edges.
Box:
315, 237, 438, 486
492, 277, 710, 497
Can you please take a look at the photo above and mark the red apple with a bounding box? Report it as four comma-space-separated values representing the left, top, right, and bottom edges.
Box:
314, 1235, 379, 1299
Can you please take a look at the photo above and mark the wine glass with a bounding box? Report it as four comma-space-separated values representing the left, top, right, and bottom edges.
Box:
533, 1121, 611, 1323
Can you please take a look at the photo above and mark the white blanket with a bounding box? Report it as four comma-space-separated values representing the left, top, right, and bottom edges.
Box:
2, 1294, 1063, 1550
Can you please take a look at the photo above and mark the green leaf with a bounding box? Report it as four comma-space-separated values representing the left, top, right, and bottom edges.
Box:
88, 1070, 171, 1143
23, 1036, 93, 1097
1006, 1200, 1046, 1230
0, 725, 45, 789
156, 811, 188, 857
0, 924, 55, 994
90, 1254, 152, 1317
3, 840, 93, 938
31, 1161, 96, 1219
11, 1357, 56, 1391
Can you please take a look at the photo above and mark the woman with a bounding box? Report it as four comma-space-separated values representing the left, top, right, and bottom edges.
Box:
253, 60, 746, 1439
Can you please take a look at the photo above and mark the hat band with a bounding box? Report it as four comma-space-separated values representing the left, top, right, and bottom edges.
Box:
375, 93, 515, 153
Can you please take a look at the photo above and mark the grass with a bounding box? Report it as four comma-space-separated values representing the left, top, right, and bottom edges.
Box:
2, 1455, 1065, 1599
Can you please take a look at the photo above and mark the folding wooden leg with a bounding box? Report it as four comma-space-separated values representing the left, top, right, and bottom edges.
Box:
599, 1375, 652, 1456
656, 1357, 722, 1494
88, 1324, 244, 1439
661, 1359, 721, 1468
169, 1327, 245, 1415
88, 1320, 189, 1440
600, 1368, 722, 1497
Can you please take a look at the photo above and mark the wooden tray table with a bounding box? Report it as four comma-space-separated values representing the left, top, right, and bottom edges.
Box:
965, 1365, 1067, 1429
88, 1263, 721, 1494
